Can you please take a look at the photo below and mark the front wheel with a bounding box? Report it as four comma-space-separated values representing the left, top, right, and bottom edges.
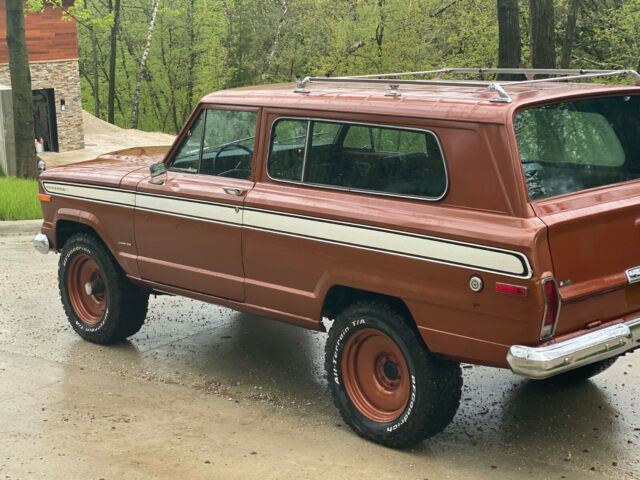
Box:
59, 232, 149, 344
325, 301, 462, 448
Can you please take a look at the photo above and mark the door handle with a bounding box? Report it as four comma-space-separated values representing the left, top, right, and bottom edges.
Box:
223, 186, 248, 197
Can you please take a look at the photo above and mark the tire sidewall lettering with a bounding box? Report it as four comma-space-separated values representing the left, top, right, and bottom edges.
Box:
332, 315, 418, 435
332, 318, 367, 385
386, 374, 416, 432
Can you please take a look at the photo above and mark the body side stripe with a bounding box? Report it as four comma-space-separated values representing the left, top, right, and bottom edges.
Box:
243, 210, 529, 278
43, 182, 135, 207
42, 180, 532, 278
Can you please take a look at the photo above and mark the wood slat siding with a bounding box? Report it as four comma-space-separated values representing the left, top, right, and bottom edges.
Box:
0, 1, 78, 64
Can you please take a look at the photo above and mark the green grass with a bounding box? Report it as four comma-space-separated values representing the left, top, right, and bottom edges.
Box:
0, 177, 42, 221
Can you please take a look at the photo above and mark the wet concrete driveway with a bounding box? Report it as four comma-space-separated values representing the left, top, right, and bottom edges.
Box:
1, 231, 639, 479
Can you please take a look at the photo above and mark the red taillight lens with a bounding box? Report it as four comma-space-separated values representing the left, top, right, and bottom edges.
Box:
495, 282, 528, 297
540, 278, 560, 340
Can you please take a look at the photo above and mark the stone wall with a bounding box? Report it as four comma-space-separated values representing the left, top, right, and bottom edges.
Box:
0, 59, 84, 152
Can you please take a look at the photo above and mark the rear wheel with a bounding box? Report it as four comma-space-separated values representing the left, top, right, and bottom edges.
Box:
544, 357, 618, 384
59, 232, 149, 344
325, 301, 462, 448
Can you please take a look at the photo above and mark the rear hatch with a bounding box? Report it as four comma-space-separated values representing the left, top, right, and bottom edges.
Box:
515, 92, 640, 335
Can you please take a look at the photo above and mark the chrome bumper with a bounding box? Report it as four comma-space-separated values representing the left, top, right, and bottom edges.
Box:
33, 233, 50, 254
507, 318, 640, 379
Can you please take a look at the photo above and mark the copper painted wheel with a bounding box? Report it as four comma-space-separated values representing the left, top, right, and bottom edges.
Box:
66, 253, 107, 325
341, 328, 411, 423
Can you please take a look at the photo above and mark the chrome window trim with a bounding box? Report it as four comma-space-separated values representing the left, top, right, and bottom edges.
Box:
266, 116, 450, 202
301, 120, 313, 183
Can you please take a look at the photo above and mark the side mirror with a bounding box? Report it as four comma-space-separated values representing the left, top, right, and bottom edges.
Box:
149, 162, 167, 185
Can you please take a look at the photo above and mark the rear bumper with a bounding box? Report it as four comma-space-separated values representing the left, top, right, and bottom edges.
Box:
507, 318, 640, 379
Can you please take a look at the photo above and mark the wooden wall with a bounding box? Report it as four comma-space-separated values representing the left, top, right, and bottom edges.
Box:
0, 1, 79, 64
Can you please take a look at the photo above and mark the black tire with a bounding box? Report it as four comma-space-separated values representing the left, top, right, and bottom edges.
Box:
59, 232, 149, 344
543, 357, 617, 384
325, 301, 462, 448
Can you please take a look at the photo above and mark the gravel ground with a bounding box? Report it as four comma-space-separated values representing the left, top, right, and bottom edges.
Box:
0, 230, 639, 479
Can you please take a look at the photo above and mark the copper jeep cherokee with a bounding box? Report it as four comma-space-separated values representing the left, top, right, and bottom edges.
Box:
35, 68, 640, 448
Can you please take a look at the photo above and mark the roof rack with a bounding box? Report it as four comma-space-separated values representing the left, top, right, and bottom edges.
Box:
294, 68, 640, 103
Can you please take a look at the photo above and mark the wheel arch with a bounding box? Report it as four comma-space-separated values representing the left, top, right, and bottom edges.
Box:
321, 285, 417, 332
51, 207, 111, 248
56, 218, 100, 250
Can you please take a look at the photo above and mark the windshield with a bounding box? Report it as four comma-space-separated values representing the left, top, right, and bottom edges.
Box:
515, 95, 640, 200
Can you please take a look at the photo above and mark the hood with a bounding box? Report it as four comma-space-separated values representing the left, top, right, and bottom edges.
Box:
40, 146, 170, 188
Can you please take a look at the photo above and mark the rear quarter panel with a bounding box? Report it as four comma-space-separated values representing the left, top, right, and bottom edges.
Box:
244, 110, 552, 367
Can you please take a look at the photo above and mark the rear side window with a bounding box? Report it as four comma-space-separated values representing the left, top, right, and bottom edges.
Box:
515, 95, 640, 200
267, 119, 447, 200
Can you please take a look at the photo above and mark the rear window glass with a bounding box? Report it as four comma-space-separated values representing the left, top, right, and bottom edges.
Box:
515, 95, 640, 200
268, 119, 447, 200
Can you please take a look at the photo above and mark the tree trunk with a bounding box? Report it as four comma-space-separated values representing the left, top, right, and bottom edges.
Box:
265, 0, 289, 72
5, 0, 36, 178
529, 0, 556, 69
130, 0, 160, 128
82, 0, 101, 118
90, 28, 101, 117
560, 0, 580, 69
497, 0, 521, 80
184, 0, 197, 120
107, 0, 122, 124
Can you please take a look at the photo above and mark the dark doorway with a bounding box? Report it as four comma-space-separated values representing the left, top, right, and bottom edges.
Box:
32, 89, 59, 152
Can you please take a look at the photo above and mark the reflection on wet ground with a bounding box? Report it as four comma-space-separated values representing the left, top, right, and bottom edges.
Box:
62, 297, 639, 476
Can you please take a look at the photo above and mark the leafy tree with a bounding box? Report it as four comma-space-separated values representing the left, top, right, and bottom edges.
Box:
50, 0, 639, 135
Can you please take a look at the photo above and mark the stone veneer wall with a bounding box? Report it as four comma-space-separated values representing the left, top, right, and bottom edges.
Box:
0, 59, 84, 152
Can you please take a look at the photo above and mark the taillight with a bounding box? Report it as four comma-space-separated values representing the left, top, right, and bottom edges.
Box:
540, 277, 560, 340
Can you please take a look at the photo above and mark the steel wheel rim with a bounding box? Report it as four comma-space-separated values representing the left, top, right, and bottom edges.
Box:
341, 327, 410, 423
67, 253, 106, 325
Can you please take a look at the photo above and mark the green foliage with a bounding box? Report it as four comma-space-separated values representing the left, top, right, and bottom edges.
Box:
0, 177, 41, 220
71, 0, 640, 135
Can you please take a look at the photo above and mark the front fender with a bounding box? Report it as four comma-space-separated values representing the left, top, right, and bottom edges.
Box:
48, 206, 139, 277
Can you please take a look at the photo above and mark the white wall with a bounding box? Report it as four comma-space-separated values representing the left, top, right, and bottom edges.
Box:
0, 84, 16, 176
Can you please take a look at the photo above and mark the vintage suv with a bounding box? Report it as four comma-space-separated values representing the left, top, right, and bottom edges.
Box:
35, 68, 640, 448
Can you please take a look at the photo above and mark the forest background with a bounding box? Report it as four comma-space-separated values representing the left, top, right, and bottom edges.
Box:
25, 0, 640, 135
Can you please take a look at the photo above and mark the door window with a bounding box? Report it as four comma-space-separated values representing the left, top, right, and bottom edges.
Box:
169, 108, 257, 179
201, 110, 257, 179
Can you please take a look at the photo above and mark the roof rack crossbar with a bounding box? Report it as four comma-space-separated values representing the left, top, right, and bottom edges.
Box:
334, 68, 615, 79
294, 68, 640, 101
298, 77, 492, 88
